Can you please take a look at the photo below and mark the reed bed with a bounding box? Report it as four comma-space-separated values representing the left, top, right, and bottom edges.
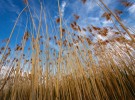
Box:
0, 0, 135, 100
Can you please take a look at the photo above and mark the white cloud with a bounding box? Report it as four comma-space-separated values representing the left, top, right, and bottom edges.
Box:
85, 0, 97, 12
129, 4, 135, 15
102, 20, 112, 26
61, 1, 67, 17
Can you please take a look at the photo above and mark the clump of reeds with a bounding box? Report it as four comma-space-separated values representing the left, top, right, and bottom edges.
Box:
0, 0, 135, 100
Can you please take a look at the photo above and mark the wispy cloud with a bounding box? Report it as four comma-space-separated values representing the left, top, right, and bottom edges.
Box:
0, 0, 20, 15
61, 1, 67, 17
128, 4, 135, 16
102, 20, 112, 26
7, 0, 16, 7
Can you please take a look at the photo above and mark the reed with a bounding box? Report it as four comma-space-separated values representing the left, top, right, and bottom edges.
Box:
0, 0, 135, 100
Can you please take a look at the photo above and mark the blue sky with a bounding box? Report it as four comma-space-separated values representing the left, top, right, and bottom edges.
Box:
0, 0, 135, 50
0, 0, 135, 72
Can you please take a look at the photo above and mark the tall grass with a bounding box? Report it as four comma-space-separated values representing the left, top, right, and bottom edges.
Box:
0, 0, 135, 100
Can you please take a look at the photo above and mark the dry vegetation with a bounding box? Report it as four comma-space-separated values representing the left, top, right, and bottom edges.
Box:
0, 0, 135, 100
